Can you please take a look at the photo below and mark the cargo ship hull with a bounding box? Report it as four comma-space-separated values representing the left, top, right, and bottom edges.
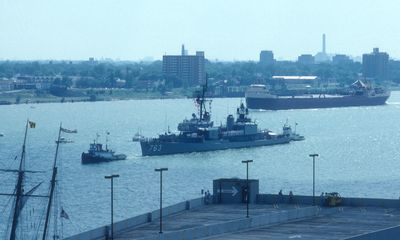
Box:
246, 95, 389, 110
140, 137, 290, 156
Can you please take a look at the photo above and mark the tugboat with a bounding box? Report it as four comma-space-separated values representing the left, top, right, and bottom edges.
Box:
139, 80, 302, 156
82, 133, 127, 164
282, 122, 305, 141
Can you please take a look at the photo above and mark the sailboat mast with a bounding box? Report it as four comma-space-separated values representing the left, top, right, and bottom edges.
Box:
42, 123, 62, 240
9, 119, 29, 240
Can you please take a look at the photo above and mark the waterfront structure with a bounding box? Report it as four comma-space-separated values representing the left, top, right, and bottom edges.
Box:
362, 48, 389, 82
162, 45, 205, 86
67, 178, 400, 240
0, 79, 14, 91
259, 50, 274, 66
297, 54, 315, 65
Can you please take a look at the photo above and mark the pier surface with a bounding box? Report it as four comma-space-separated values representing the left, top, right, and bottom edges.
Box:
114, 204, 309, 239
66, 186, 400, 240
67, 200, 400, 240
205, 206, 400, 240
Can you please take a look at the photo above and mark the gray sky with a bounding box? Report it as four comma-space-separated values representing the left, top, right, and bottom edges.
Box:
1, 0, 399, 61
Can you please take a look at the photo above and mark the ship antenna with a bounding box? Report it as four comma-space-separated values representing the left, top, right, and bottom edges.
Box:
209, 101, 212, 118
164, 113, 168, 133
106, 131, 110, 150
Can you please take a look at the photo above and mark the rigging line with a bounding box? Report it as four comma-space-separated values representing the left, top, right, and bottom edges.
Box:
66, 217, 83, 232
27, 192, 46, 239
0, 188, 16, 216
54, 130, 65, 239
34, 196, 48, 240
4, 200, 15, 239
0, 154, 19, 176
53, 181, 59, 239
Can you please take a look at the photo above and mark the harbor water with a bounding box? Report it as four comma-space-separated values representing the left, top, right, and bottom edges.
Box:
0, 92, 400, 237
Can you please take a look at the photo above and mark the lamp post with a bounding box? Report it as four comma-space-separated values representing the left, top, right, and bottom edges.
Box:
309, 154, 319, 206
155, 168, 168, 233
104, 174, 120, 240
241, 160, 253, 218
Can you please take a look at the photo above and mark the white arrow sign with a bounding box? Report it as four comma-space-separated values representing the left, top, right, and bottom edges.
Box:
217, 186, 238, 196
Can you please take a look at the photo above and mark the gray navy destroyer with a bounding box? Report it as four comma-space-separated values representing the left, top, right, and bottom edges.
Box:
140, 82, 303, 156
245, 80, 390, 110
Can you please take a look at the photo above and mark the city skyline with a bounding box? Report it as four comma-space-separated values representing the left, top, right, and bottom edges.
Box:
1, 0, 400, 61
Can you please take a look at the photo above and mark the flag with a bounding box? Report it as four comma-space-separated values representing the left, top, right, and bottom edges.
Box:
60, 208, 70, 220
28, 121, 36, 128
61, 127, 77, 134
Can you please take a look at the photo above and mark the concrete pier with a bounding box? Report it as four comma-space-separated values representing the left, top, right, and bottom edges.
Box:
66, 179, 400, 240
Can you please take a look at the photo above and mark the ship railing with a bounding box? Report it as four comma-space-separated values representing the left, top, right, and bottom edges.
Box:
222, 130, 244, 137
140, 137, 156, 142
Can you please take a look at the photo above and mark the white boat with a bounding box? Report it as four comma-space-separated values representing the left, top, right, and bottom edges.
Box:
55, 137, 73, 144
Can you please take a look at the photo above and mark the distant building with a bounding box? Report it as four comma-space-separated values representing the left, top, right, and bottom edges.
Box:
332, 54, 352, 64
88, 57, 97, 64
315, 34, 330, 63
162, 45, 205, 86
0, 79, 14, 91
12, 75, 57, 90
298, 54, 315, 65
362, 48, 389, 82
115, 78, 126, 88
259, 50, 274, 65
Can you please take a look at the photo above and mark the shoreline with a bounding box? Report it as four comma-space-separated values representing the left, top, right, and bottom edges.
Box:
0, 88, 193, 106
1, 88, 399, 106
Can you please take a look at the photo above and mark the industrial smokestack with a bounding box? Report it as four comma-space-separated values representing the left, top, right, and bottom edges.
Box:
322, 34, 326, 54
181, 44, 185, 56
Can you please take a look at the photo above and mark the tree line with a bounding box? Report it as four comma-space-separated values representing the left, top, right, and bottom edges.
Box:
0, 59, 398, 90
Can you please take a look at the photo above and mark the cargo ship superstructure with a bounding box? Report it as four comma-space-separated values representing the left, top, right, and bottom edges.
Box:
245, 80, 390, 110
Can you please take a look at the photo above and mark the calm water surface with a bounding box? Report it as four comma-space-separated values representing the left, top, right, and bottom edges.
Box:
0, 92, 400, 237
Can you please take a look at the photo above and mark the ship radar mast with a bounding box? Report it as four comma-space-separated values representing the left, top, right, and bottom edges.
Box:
195, 75, 212, 122
236, 101, 250, 122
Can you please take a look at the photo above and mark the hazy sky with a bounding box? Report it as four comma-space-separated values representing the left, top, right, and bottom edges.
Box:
1, 0, 400, 61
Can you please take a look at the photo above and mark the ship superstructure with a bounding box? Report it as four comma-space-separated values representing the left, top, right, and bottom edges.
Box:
245, 80, 390, 110
140, 81, 298, 156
